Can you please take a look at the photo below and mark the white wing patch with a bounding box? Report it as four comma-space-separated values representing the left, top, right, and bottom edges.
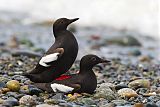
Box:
51, 83, 74, 93
39, 53, 59, 67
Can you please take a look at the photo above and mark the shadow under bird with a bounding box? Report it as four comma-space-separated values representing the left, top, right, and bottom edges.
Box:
34, 54, 110, 94
24, 18, 79, 83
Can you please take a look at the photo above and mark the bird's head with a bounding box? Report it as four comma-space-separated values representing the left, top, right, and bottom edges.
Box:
80, 54, 110, 70
53, 18, 79, 33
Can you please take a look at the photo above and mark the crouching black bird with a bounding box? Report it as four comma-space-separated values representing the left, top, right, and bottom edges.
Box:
24, 18, 79, 83
34, 54, 110, 94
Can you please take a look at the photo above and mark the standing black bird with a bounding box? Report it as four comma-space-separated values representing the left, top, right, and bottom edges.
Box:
24, 18, 79, 83
34, 54, 110, 94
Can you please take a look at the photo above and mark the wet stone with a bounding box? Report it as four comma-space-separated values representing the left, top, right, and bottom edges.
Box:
79, 98, 96, 106
99, 102, 115, 107
94, 85, 117, 101
39, 93, 50, 99
6, 80, 20, 92
6, 92, 24, 99
51, 93, 65, 100
0, 77, 10, 83
11, 75, 25, 81
105, 36, 141, 46
147, 96, 160, 103
0, 37, 159, 107
99, 83, 115, 89
0, 81, 6, 89
23, 80, 32, 84
3, 97, 19, 107
28, 85, 43, 95
117, 88, 138, 98
20, 85, 29, 94
44, 99, 59, 104
136, 88, 148, 95
146, 103, 158, 107
128, 79, 150, 89
111, 100, 129, 106
19, 95, 36, 106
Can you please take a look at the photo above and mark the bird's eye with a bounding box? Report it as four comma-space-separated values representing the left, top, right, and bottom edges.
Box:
60, 21, 64, 23
91, 57, 96, 61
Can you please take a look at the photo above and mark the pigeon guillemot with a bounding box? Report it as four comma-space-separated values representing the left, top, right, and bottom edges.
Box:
24, 18, 79, 83
34, 54, 110, 94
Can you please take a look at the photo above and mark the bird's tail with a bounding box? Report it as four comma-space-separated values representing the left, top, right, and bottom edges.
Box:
22, 72, 29, 77
22, 72, 34, 80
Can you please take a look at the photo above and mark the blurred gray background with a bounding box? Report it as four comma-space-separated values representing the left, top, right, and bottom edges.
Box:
0, 0, 158, 39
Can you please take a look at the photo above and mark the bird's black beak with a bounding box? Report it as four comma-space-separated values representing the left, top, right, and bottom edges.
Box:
69, 18, 79, 23
100, 59, 111, 63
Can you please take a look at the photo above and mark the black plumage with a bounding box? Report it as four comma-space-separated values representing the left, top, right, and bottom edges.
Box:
34, 54, 110, 94
24, 18, 79, 83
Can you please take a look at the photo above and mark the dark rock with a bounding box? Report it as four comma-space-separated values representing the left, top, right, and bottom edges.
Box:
3, 97, 19, 107
51, 93, 65, 100
148, 96, 160, 103
146, 103, 158, 107
0, 82, 6, 89
6, 92, 24, 99
0, 42, 5, 46
106, 36, 141, 46
115, 84, 128, 90
129, 49, 141, 56
136, 88, 148, 95
28, 85, 43, 95
19, 39, 34, 47
11, 50, 41, 58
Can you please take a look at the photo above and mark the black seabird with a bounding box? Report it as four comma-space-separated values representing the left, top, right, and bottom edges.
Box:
24, 18, 79, 83
34, 54, 110, 94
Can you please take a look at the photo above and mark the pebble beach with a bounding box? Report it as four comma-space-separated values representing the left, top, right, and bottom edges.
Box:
0, 18, 159, 107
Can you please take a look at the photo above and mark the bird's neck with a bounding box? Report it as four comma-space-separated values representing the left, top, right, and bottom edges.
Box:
53, 29, 67, 37
79, 65, 93, 74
